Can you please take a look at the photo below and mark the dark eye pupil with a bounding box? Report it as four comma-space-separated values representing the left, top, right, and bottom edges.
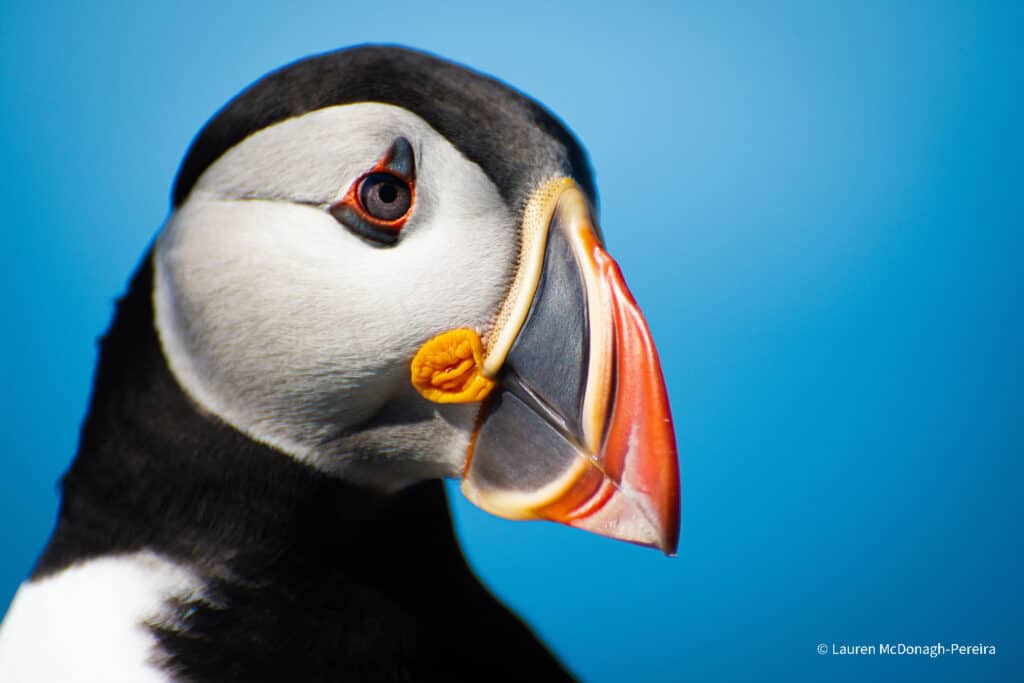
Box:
360, 173, 411, 221
378, 183, 397, 203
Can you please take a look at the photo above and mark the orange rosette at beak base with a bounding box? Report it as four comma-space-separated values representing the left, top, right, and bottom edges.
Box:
410, 329, 496, 404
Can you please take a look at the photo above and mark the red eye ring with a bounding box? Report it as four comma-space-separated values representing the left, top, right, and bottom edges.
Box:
328, 137, 417, 243
353, 172, 413, 225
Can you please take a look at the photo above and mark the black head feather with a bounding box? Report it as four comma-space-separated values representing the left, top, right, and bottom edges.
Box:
172, 45, 596, 212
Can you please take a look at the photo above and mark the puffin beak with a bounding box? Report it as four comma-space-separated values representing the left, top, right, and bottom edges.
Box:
461, 179, 680, 554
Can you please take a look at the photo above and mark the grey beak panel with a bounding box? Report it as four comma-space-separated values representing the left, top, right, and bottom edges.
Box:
470, 391, 581, 493
502, 217, 590, 442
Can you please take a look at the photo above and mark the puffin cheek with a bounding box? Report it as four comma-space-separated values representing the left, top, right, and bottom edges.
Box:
155, 200, 411, 457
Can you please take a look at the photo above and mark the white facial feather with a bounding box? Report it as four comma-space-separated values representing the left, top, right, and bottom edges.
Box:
154, 104, 518, 483
0, 553, 205, 682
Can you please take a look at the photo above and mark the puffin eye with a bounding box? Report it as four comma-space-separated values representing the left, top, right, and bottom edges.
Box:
358, 173, 412, 222
329, 137, 416, 246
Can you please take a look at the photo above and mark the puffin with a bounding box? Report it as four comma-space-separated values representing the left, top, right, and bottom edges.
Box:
0, 45, 680, 682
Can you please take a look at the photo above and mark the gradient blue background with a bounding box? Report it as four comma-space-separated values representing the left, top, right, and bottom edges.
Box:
2, 1, 1020, 680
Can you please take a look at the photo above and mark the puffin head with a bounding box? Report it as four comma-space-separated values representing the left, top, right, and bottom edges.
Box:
154, 45, 680, 553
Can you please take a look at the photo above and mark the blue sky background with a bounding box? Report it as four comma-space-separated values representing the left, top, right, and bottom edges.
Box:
1, 1, 1021, 680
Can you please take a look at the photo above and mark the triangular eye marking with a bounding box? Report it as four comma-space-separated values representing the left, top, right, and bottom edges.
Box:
382, 137, 415, 179
329, 137, 417, 246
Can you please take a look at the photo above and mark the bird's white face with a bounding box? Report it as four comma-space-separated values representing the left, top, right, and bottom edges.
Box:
155, 103, 520, 488
156, 97, 678, 552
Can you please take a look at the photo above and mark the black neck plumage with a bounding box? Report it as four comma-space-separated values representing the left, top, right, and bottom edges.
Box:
37, 254, 429, 573
33, 254, 572, 681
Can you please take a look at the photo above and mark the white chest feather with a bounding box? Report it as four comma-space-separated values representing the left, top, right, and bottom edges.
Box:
0, 553, 203, 683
